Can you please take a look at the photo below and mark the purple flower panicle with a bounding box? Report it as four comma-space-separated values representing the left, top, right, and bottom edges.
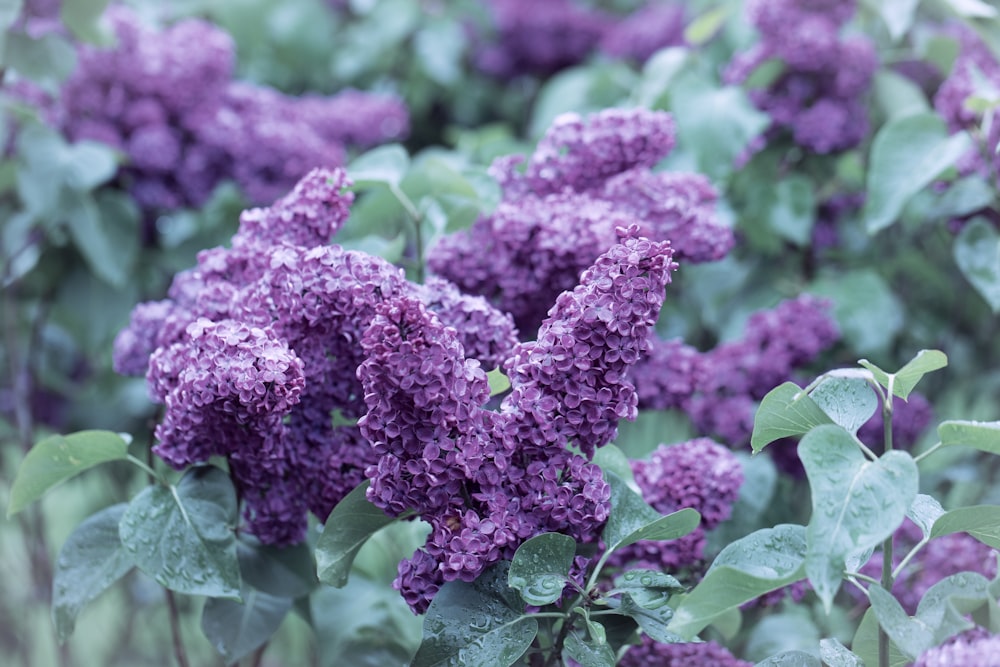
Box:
619, 636, 751, 667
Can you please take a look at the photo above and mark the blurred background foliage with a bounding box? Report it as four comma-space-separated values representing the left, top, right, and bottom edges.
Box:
2, 0, 1000, 664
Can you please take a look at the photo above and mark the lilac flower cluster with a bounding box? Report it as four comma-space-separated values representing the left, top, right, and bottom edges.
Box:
634, 295, 840, 447
115, 167, 518, 545
599, 2, 687, 64
859, 519, 998, 613
359, 227, 677, 613
608, 439, 743, 574
934, 26, 1000, 188
619, 636, 751, 667
429, 108, 732, 333
43, 7, 408, 216
915, 628, 1000, 667
725, 0, 877, 153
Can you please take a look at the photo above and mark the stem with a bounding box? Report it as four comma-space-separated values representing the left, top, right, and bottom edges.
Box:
249, 643, 268, 667
892, 539, 929, 581
878, 392, 895, 667
913, 442, 943, 464
126, 454, 160, 481
164, 589, 190, 667
388, 183, 425, 283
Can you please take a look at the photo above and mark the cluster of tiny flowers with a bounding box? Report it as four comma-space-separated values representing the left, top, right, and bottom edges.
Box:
429, 108, 732, 333
38, 7, 407, 216
116, 168, 517, 545
859, 519, 998, 613
915, 628, 1000, 667
725, 0, 877, 153
608, 439, 743, 574
473, 0, 609, 78
934, 25, 1000, 188
598, 2, 687, 64
618, 637, 751, 667
359, 227, 676, 613
634, 295, 840, 447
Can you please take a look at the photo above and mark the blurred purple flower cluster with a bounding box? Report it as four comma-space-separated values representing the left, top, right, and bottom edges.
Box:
609, 438, 743, 573
726, 0, 877, 153
635, 294, 841, 447
915, 628, 1000, 667
39, 7, 408, 216
429, 107, 733, 333
359, 226, 677, 612
475, 0, 687, 77
619, 636, 752, 667
114, 167, 517, 545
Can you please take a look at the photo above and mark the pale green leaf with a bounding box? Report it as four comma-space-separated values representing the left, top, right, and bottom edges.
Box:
751, 382, 833, 453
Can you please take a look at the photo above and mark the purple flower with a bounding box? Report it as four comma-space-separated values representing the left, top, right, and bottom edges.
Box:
915, 628, 1000, 667
857, 392, 934, 452
599, 2, 687, 63
619, 636, 751, 667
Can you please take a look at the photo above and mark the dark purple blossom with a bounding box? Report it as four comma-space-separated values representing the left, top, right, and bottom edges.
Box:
915, 628, 1000, 667
619, 636, 751, 667
726, 0, 877, 153
599, 2, 687, 63
857, 392, 934, 452
632, 337, 706, 411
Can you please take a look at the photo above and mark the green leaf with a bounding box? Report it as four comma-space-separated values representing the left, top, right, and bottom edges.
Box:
667, 524, 807, 639
562, 629, 616, 667
868, 584, 929, 659
612, 569, 684, 610
316, 480, 401, 588
616, 593, 680, 644
237, 537, 318, 599
768, 176, 816, 247
312, 575, 423, 667
0, 0, 23, 29
745, 609, 822, 662
942, 0, 998, 18
414, 17, 466, 86
119, 466, 240, 598
632, 47, 689, 108
528, 63, 636, 139
602, 472, 700, 553
508, 533, 577, 606
907, 494, 945, 539
819, 637, 864, 667
914, 572, 990, 643
800, 425, 919, 612
412, 562, 537, 667
201, 586, 292, 664
809, 270, 904, 356
64, 140, 119, 190
953, 217, 1000, 312
668, 72, 770, 181
348, 144, 410, 187
938, 420, 1000, 455
863, 113, 972, 234
64, 189, 137, 288
351, 518, 432, 585
859, 349, 948, 400
487, 367, 511, 397
862, 0, 920, 41
8, 430, 129, 516
808, 377, 878, 436
852, 608, 910, 667
60, 0, 111, 42
683, 6, 729, 45
931, 505, 1000, 548
871, 69, 930, 120
751, 382, 833, 453
754, 651, 821, 667
592, 444, 637, 491
3, 31, 77, 88
52, 503, 134, 642
613, 408, 695, 459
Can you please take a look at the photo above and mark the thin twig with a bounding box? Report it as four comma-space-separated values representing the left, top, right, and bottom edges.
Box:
164, 589, 191, 667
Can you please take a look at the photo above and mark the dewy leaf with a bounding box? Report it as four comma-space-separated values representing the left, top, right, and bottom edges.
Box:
754, 651, 822, 666
953, 216, 1000, 311
508, 533, 577, 606
932, 505, 1000, 549
119, 466, 240, 598
868, 584, 930, 659
852, 608, 911, 667
616, 593, 680, 644
938, 420, 1000, 455
862, 349, 949, 400
667, 524, 807, 639
863, 113, 972, 234
914, 572, 990, 644
52, 503, 134, 642
411, 562, 537, 667
907, 494, 945, 539
201, 586, 292, 664
613, 569, 684, 610
800, 425, 918, 612
8, 430, 129, 516
592, 443, 638, 492
237, 537, 318, 599
819, 637, 864, 667
810, 270, 904, 356
348, 144, 410, 187
562, 629, 616, 667
751, 382, 833, 453
808, 377, 878, 436
602, 472, 700, 553
316, 480, 401, 588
